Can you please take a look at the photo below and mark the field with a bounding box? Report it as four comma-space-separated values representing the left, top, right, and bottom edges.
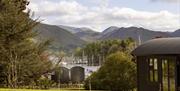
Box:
0, 88, 92, 91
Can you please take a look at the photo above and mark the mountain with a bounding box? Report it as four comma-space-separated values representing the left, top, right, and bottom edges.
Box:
33, 24, 86, 52
58, 25, 80, 33
58, 25, 100, 42
100, 27, 170, 42
74, 28, 101, 42
171, 29, 180, 37
34, 23, 179, 52
102, 26, 119, 35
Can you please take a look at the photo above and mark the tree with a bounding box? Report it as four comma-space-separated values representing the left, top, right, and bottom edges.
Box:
0, 0, 52, 88
84, 52, 136, 91
0, 0, 29, 12
74, 39, 135, 66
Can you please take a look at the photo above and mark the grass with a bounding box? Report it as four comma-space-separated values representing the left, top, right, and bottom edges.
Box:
0, 88, 93, 91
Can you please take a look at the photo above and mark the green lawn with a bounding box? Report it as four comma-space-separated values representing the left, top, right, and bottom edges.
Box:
0, 88, 92, 91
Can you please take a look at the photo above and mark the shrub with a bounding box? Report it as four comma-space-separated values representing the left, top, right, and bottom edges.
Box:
84, 52, 136, 91
37, 77, 54, 89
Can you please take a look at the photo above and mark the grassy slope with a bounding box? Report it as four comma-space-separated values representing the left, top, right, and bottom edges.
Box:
0, 88, 92, 91
34, 23, 86, 51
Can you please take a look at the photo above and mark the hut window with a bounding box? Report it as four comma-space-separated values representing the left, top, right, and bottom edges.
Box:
149, 58, 158, 82
162, 59, 176, 91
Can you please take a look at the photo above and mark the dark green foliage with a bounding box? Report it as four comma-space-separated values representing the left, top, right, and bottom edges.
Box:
37, 77, 54, 89
74, 38, 135, 66
0, 0, 52, 88
0, 0, 28, 11
84, 52, 137, 91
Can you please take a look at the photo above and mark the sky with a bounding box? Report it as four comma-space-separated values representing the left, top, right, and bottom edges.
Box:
28, 0, 180, 32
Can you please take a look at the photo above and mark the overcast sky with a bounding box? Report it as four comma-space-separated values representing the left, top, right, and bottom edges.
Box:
28, 0, 180, 32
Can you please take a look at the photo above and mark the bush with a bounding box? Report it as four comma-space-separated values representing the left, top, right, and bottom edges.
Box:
37, 77, 54, 89
84, 52, 136, 91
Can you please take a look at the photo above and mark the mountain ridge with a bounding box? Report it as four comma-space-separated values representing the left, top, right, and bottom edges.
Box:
33, 23, 86, 52
58, 25, 101, 42
33, 23, 180, 52
100, 26, 171, 42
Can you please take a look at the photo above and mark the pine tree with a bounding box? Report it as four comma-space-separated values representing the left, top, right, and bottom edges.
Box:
0, 0, 52, 88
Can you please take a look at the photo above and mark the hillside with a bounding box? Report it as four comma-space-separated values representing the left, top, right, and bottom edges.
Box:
100, 27, 170, 42
34, 24, 180, 52
59, 25, 100, 42
74, 28, 101, 42
58, 25, 79, 34
33, 24, 86, 52
171, 29, 180, 37
102, 26, 119, 35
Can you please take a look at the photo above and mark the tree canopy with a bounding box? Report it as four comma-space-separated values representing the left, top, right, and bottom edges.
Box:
74, 38, 135, 66
84, 52, 137, 91
0, 0, 53, 88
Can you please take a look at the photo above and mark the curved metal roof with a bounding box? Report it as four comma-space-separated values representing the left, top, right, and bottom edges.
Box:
131, 38, 180, 56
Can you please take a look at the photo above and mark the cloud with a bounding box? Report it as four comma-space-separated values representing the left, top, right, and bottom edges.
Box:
28, 0, 87, 17
100, 0, 109, 8
151, 0, 180, 3
28, 0, 180, 32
